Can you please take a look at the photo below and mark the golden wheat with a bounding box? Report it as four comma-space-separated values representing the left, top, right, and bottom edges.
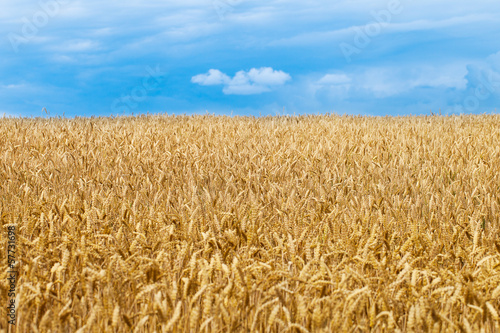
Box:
1, 114, 500, 332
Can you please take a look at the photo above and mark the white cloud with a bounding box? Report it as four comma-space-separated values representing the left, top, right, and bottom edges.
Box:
246, 67, 291, 86
191, 69, 231, 86
192, 67, 291, 95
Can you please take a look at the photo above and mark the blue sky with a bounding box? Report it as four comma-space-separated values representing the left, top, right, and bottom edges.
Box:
1, 0, 500, 117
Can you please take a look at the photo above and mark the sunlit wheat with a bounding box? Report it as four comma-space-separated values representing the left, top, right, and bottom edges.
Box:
0, 114, 499, 332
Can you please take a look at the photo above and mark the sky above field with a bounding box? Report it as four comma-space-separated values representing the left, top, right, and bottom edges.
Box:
1, 0, 500, 117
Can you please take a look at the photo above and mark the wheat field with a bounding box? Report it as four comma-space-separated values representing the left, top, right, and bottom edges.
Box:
1, 115, 499, 332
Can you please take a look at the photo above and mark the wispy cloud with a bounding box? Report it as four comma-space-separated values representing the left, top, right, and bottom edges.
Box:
317, 74, 351, 86
1, 83, 28, 90
271, 14, 496, 47
49, 39, 100, 52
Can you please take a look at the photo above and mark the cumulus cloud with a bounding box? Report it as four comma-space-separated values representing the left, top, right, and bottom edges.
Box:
191, 69, 231, 86
192, 67, 291, 95
246, 67, 291, 86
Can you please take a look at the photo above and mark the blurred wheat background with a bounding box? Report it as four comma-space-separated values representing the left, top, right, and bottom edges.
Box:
1, 115, 500, 332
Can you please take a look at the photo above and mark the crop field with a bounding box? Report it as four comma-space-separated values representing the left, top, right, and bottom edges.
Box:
1, 114, 500, 332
